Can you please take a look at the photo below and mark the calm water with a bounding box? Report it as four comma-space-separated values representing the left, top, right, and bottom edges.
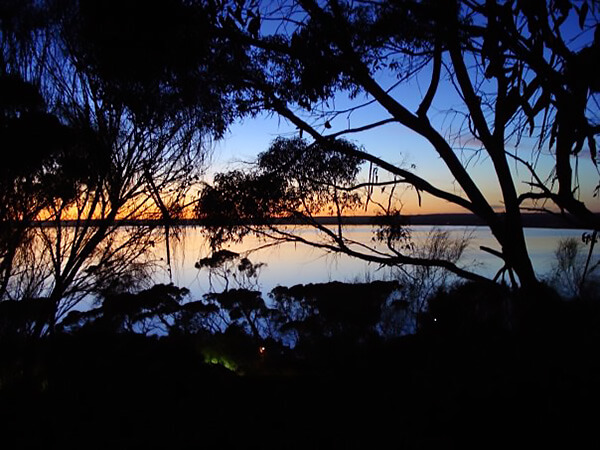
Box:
162, 225, 597, 299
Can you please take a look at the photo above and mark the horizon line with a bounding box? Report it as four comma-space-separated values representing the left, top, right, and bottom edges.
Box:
5, 212, 595, 229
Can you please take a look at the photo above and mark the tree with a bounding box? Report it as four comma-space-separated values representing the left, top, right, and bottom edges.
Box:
59, 283, 188, 335
197, 0, 600, 289
0, 0, 240, 334
270, 280, 400, 348
193, 250, 276, 340
548, 235, 600, 299
198, 136, 487, 282
0, 73, 73, 300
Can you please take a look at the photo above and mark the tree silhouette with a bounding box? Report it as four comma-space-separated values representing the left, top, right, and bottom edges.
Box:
2, 0, 599, 326
0, 0, 239, 333
0, 73, 72, 300
270, 280, 400, 350
59, 283, 188, 335
199, 136, 490, 282
197, 0, 600, 289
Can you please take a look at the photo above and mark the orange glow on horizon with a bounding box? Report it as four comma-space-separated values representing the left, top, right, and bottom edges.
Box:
34, 183, 536, 223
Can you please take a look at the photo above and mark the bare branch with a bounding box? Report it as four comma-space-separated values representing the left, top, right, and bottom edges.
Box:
271, 100, 478, 213
416, 43, 442, 119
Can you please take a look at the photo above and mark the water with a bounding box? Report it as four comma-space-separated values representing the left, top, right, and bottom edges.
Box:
163, 225, 598, 299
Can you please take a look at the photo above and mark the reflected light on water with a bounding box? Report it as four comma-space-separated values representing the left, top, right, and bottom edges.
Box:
158, 225, 598, 299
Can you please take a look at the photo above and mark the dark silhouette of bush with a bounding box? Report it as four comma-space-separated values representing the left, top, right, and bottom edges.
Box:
418, 280, 600, 346
171, 299, 221, 336
203, 288, 274, 342
59, 284, 188, 335
270, 280, 401, 356
419, 282, 513, 337
0, 297, 54, 339
1, 280, 600, 449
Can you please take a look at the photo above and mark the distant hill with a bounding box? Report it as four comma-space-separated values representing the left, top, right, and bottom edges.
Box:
307, 213, 595, 229
26, 212, 597, 229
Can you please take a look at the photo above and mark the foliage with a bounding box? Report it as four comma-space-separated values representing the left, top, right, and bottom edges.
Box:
419, 281, 513, 337
196, 0, 600, 290
0, 297, 54, 338
195, 249, 266, 291
55, 280, 403, 351
59, 283, 188, 335
547, 235, 600, 299
270, 280, 401, 348
203, 289, 275, 341
58, 0, 246, 135
0, 0, 238, 331
197, 136, 364, 248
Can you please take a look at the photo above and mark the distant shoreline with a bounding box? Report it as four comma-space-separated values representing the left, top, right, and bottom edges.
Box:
18, 213, 597, 229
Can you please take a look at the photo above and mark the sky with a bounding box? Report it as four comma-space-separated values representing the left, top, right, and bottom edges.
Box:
208, 78, 600, 217
203, 4, 600, 217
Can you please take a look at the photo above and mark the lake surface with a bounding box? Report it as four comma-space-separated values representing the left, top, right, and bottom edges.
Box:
161, 225, 597, 299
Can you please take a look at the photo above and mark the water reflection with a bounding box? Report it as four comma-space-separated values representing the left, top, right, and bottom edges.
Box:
2, 225, 166, 324
167, 225, 597, 299
2, 223, 597, 326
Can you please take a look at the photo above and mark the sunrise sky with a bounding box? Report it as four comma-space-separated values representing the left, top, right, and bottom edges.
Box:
202, 7, 600, 217
212, 95, 600, 216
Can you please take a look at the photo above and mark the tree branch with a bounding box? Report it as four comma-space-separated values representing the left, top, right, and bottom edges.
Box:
324, 118, 397, 139
270, 100, 478, 213
260, 220, 493, 284
416, 43, 442, 119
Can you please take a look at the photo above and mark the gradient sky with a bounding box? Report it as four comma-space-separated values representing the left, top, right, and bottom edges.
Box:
210, 81, 600, 216
208, 10, 599, 216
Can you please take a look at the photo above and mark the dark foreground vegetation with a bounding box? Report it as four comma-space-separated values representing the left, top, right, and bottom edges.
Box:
1, 281, 600, 449
1, 0, 599, 447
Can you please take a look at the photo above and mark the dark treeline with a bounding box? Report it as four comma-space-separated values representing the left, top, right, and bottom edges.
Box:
0, 249, 598, 447
2, 277, 600, 448
12, 211, 600, 228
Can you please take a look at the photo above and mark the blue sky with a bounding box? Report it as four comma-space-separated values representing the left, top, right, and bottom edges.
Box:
208, 10, 600, 216
210, 93, 600, 216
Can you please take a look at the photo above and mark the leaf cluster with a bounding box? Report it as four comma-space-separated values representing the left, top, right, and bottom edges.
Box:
59, 283, 189, 334
197, 136, 364, 248
0, 74, 110, 217
252, 0, 463, 107
58, 0, 246, 135
270, 280, 400, 345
